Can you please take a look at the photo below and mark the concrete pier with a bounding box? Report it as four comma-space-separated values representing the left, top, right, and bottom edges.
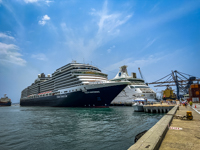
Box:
128, 104, 200, 150
159, 105, 200, 150
143, 104, 174, 113
128, 105, 178, 150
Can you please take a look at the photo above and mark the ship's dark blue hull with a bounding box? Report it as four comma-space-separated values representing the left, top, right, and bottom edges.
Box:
0, 101, 11, 106
20, 84, 127, 107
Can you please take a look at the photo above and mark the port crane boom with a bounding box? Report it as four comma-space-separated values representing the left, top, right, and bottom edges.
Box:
138, 67, 144, 79
148, 70, 200, 100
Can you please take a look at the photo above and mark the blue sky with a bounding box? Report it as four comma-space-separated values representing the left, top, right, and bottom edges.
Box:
0, 0, 200, 103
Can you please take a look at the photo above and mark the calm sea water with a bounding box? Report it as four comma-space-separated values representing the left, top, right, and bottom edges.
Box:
0, 105, 164, 150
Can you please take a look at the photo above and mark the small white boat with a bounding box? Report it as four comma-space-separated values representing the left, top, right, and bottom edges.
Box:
132, 98, 146, 112
132, 103, 144, 112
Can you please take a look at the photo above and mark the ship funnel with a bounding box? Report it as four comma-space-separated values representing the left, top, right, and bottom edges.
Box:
132, 72, 137, 78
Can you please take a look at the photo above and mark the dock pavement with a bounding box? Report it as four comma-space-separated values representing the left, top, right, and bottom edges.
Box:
191, 103, 200, 114
159, 104, 200, 150
128, 103, 200, 150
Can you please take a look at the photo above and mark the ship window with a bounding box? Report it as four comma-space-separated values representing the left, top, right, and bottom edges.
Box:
69, 90, 71, 92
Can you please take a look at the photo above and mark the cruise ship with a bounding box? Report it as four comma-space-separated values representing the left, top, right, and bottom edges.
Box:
20, 62, 129, 107
110, 65, 156, 105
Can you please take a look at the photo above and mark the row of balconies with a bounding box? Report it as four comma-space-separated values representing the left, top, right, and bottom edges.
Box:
54, 77, 78, 86
54, 80, 81, 90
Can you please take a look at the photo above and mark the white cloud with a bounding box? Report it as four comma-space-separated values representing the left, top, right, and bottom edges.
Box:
0, 42, 26, 66
45, 0, 53, 6
38, 15, 50, 26
91, 8, 96, 11
24, 0, 38, 3
150, 3, 160, 13
105, 55, 162, 72
43, 15, 50, 20
90, 1, 132, 35
142, 38, 157, 50
61, 1, 132, 60
107, 45, 115, 53
38, 20, 46, 25
132, 1, 200, 34
0, 33, 15, 40
31, 53, 47, 61
23, 0, 53, 6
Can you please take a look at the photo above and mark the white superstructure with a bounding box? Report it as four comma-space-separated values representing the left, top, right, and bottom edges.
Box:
110, 65, 156, 105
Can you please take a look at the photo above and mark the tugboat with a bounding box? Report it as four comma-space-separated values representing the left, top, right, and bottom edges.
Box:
0, 94, 12, 106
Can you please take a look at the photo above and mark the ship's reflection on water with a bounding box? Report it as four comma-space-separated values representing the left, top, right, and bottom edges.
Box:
0, 106, 164, 150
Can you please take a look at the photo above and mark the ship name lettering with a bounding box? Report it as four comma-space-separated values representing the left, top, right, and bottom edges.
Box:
57, 95, 67, 98
85, 91, 100, 94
